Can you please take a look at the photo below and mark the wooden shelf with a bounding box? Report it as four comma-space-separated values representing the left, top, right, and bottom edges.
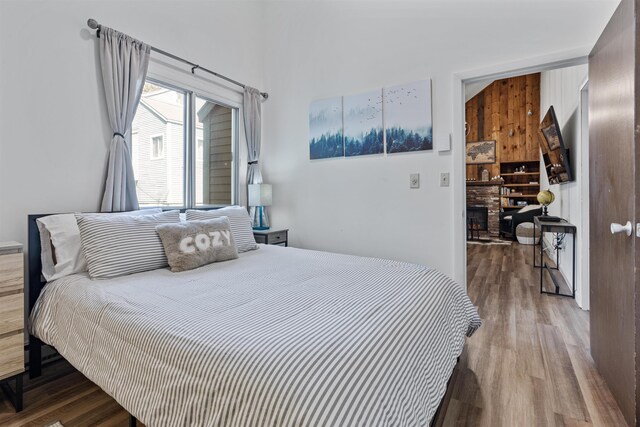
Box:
500, 159, 540, 164
466, 181, 504, 187
498, 158, 540, 212
500, 172, 540, 176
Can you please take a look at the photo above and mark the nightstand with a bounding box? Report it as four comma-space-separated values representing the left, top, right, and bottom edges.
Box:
0, 241, 24, 411
253, 229, 289, 247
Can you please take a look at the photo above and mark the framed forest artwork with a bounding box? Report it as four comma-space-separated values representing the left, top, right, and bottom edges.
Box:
309, 96, 344, 160
309, 78, 434, 159
343, 90, 383, 157
384, 80, 433, 153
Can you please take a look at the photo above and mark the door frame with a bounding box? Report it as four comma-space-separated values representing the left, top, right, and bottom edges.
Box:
451, 47, 590, 290
578, 79, 590, 309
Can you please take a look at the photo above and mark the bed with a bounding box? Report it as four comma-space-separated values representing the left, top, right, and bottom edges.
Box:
27, 214, 481, 427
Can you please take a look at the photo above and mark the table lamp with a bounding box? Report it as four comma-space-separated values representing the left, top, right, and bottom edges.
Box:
248, 183, 272, 230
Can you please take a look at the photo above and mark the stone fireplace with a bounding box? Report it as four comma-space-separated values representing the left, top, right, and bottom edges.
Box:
466, 182, 501, 238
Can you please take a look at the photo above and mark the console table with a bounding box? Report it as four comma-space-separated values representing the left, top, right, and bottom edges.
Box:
533, 217, 576, 298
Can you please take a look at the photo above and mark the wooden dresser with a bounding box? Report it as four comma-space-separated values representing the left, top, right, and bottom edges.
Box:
0, 241, 24, 411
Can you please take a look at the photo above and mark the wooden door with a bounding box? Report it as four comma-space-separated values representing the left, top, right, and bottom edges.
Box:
589, 0, 637, 425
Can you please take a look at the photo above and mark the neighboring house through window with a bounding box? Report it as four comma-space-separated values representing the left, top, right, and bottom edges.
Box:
197, 138, 204, 161
131, 131, 139, 175
150, 135, 165, 160
130, 80, 238, 208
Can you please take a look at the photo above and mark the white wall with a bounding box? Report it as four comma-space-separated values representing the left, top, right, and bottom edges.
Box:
261, 1, 617, 279
0, 0, 265, 248
0, 0, 618, 285
539, 64, 589, 308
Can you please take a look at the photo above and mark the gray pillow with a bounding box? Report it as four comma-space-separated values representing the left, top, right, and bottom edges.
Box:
156, 217, 239, 272
76, 210, 180, 279
186, 207, 258, 253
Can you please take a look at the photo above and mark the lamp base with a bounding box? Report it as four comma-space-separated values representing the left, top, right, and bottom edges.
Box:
251, 205, 270, 230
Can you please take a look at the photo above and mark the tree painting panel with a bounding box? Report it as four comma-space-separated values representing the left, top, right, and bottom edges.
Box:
384, 80, 433, 153
309, 97, 344, 160
344, 90, 384, 157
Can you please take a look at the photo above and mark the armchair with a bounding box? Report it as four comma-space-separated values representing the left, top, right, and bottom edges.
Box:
499, 205, 542, 240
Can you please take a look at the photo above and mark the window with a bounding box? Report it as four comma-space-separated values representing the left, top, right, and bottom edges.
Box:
131, 131, 139, 173
131, 80, 238, 208
150, 135, 165, 159
197, 139, 204, 160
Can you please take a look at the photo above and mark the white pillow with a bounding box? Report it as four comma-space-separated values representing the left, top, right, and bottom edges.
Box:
517, 204, 541, 214
186, 206, 258, 253
37, 208, 162, 282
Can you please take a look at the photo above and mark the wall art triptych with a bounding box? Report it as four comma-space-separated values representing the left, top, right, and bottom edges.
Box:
309, 79, 433, 160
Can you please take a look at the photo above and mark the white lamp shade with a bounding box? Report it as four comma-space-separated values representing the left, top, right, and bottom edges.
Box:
248, 184, 272, 207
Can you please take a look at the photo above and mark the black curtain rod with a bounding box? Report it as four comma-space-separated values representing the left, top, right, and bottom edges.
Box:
87, 19, 268, 100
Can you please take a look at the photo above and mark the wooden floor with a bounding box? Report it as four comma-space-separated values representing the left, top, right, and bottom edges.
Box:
0, 242, 627, 426
0, 361, 135, 427
437, 243, 627, 426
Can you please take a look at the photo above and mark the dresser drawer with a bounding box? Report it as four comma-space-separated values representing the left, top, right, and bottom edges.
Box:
0, 333, 24, 380
0, 293, 23, 336
0, 252, 23, 294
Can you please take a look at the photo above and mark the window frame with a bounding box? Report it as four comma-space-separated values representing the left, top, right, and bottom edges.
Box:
135, 76, 240, 210
131, 130, 140, 174
149, 133, 165, 160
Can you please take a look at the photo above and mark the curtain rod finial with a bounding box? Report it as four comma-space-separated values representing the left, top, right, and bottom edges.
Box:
87, 19, 99, 30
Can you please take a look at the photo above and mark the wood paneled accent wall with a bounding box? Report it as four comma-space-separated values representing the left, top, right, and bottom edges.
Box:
465, 73, 541, 180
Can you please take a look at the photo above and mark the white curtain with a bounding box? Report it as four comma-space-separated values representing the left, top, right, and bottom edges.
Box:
243, 87, 267, 226
98, 27, 150, 212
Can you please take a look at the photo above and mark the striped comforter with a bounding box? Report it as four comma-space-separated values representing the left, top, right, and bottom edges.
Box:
30, 245, 480, 427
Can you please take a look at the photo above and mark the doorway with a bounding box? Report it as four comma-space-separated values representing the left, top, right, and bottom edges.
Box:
447, 2, 640, 424
441, 60, 632, 426
462, 65, 589, 309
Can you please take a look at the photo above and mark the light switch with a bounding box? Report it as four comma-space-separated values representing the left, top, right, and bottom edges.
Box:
410, 173, 420, 189
440, 172, 450, 187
